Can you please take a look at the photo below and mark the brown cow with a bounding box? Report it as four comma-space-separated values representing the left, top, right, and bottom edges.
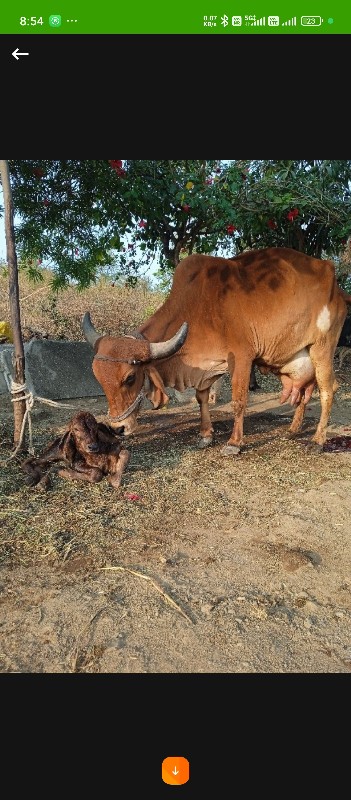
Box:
82, 247, 351, 455
22, 411, 130, 489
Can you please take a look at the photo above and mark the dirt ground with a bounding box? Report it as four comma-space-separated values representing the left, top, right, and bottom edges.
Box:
1, 364, 351, 673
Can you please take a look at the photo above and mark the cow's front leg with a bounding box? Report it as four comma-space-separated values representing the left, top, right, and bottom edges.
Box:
196, 387, 214, 448
221, 360, 251, 456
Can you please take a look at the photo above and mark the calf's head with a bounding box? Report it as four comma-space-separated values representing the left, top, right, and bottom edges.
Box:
68, 410, 103, 454
82, 313, 188, 434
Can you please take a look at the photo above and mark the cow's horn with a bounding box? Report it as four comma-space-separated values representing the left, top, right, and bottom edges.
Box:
149, 322, 188, 360
82, 312, 102, 348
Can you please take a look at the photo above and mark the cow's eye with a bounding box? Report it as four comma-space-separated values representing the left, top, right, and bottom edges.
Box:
124, 373, 136, 386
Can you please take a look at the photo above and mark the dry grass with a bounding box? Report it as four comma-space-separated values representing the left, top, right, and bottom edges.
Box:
1, 363, 351, 574
0, 267, 165, 340
1, 362, 351, 672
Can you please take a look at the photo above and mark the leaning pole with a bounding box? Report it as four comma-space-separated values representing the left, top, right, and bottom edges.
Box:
0, 160, 26, 447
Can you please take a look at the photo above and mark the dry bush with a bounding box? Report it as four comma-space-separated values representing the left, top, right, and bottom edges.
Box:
0, 268, 165, 340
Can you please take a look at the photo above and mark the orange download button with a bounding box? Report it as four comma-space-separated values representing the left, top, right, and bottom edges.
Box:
162, 756, 190, 785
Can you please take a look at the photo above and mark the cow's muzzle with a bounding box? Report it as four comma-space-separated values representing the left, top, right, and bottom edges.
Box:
107, 389, 145, 424
113, 425, 125, 436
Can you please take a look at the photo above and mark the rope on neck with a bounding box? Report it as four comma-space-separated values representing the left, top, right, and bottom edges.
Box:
93, 330, 147, 423
107, 388, 145, 423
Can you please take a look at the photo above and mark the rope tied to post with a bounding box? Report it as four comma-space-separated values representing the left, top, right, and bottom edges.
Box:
0, 351, 77, 460
9, 378, 35, 457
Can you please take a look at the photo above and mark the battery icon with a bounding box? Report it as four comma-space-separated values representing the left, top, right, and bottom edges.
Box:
301, 15, 323, 25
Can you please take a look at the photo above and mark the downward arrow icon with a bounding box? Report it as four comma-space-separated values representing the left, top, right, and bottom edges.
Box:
162, 756, 189, 785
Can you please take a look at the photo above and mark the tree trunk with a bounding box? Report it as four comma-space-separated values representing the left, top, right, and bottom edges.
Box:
0, 160, 26, 448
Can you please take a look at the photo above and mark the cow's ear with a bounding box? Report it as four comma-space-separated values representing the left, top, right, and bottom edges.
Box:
144, 365, 169, 409
59, 431, 76, 463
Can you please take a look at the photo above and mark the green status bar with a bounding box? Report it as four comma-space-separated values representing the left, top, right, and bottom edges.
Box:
0, 1, 349, 33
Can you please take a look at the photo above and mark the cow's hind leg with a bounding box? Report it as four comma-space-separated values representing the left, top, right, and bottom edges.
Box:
287, 396, 306, 437
196, 388, 214, 448
307, 346, 338, 452
221, 359, 251, 456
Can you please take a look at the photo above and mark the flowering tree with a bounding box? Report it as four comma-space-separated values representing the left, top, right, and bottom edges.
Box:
4, 159, 351, 290
225, 160, 351, 263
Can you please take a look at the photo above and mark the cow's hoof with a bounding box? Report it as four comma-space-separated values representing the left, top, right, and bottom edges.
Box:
305, 442, 323, 454
198, 436, 213, 449
221, 444, 241, 456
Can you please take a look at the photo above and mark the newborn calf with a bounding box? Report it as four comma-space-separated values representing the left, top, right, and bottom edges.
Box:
22, 411, 130, 489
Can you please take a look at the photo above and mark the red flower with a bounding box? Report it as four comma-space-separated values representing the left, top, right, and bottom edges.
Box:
124, 492, 141, 501
37, 258, 42, 265
268, 219, 277, 229
108, 160, 123, 169
227, 224, 236, 234
138, 219, 146, 228
108, 160, 126, 177
33, 168, 44, 178
43, 199, 50, 206
205, 178, 213, 185
287, 208, 299, 221
74, 248, 79, 255
182, 204, 190, 212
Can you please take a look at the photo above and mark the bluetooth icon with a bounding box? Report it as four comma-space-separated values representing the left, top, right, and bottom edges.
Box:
221, 14, 228, 26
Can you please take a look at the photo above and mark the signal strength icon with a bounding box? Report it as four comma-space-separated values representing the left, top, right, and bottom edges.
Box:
281, 16, 296, 25
251, 16, 265, 25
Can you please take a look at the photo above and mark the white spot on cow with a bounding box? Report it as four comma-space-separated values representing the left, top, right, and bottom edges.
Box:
317, 305, 331, 333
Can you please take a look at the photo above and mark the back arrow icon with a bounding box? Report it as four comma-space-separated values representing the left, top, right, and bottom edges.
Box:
172, 767, 179, 775
12, 48, 29, 60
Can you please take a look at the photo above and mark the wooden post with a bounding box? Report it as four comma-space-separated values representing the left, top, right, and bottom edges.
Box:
0, 160, 26, 448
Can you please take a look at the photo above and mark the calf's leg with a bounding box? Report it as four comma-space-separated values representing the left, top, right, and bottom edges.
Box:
58, 464, 104, 483
108, 449, 131, 488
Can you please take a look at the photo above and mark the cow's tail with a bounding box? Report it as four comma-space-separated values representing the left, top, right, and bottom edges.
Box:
339, 288, 351, 304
